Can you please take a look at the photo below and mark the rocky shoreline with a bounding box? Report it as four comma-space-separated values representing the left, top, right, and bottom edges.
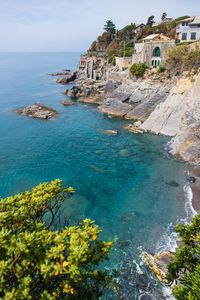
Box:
66, 67, 200, 165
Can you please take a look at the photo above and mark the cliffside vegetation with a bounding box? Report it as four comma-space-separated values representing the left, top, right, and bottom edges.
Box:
0, 180, 116, 299
130, 63, 148, 78
166, 44, 200, 74
88, 14, 192, 66
167, 214, 200, 300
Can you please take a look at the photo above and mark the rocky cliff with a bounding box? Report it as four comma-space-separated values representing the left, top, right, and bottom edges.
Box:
141, 73, 200, 164
75, 49, 200, 164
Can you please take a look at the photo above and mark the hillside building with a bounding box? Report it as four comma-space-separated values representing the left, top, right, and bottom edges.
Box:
132, 34, 175, 67
176, 16, 200, 42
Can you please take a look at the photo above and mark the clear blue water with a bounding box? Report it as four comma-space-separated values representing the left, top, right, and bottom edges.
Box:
0, 52, 188, 299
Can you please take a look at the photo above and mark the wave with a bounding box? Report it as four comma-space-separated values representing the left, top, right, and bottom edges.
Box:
155, 178, 198, 299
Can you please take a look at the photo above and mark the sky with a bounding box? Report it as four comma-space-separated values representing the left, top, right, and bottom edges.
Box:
0, 0, 199, 52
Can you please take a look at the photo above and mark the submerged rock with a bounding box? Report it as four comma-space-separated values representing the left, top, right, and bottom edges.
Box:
166, 180, 179, 187
119, 149, 131, 157
117, 239, 131, 249
103, 129, 119, 136
16, 102, 58, 120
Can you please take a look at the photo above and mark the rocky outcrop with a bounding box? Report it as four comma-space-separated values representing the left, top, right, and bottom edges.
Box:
98, 98, 133, 117
55, 71, 77, 85
144, 251, 175, 284
141, 73, 200, 164
16, 103, 58, 119
98, 78, 171, 120
64, 81, 105, 101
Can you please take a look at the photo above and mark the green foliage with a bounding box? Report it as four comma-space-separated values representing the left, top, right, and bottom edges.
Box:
107, 48, 117, 65
0, 180, 116, 299
167, 214, 200, 300
166, 45, 200, 73
116, 46, 134, 58
157, 65, 166, 73
146, 15, 155, 27
104, 20, 116, 35
130, 63, 148, 78
161, 12, 167, 21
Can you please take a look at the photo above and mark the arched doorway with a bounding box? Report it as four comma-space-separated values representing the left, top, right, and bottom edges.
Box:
153, 47, 161, 57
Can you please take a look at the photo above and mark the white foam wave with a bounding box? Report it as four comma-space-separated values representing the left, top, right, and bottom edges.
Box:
157, 180, 197, 299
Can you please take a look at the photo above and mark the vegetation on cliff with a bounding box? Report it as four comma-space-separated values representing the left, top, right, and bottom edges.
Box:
88, 14, 192, 65
0, 180, 116, 299
166, 44, 200, 73
167, 214, 200, 300
130, 63, 148, 78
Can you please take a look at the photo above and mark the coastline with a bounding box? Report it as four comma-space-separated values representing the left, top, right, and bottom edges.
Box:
188, 166, 200, 213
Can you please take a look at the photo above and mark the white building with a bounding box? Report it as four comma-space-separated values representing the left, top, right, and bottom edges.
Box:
176, 16, 200, 42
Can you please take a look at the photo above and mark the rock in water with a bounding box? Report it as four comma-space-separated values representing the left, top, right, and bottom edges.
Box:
166, 180, 179, 187
55, 71, 77, 85
16, 102, 58, 120
61, 99, 74, 106
124, 124, 143, 134
103, 129, 119, 136
143, 251, 175, 283
119, 149, 130, 157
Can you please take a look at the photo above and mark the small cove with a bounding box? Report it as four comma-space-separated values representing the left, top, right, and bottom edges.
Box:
0, 52, 189, 299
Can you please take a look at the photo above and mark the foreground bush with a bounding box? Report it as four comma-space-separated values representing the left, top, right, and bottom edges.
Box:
167, 214, 200, 300
0, 180, 115, 299
130, 63, 148, 78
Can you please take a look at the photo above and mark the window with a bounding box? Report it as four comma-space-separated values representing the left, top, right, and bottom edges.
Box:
182, 33, 187, 40
191, 32, 197, 40
153, 47, 161, 57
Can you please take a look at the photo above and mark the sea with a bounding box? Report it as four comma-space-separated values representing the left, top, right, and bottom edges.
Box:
0, 52, 194, 299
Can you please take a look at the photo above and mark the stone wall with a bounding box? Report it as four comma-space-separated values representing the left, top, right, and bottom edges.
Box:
115, 57, 132, 71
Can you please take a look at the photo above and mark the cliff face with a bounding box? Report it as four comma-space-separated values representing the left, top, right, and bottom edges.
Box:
140, 73, 200, 163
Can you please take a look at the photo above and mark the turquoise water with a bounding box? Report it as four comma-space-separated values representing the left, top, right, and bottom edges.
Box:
0, 53, 188, 299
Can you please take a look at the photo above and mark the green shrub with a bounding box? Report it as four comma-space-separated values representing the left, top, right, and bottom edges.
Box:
167, 214, 200, 300
130, 63, 148, 77
157, 65, 166, 73
0, 180, 116, 299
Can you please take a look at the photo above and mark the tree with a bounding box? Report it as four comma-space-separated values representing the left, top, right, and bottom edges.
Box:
146, 15, 155, 27
167, 214, 200, 300
161, 12, 167, 21
104, 20, 116, 34
0, 180, 116, 299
